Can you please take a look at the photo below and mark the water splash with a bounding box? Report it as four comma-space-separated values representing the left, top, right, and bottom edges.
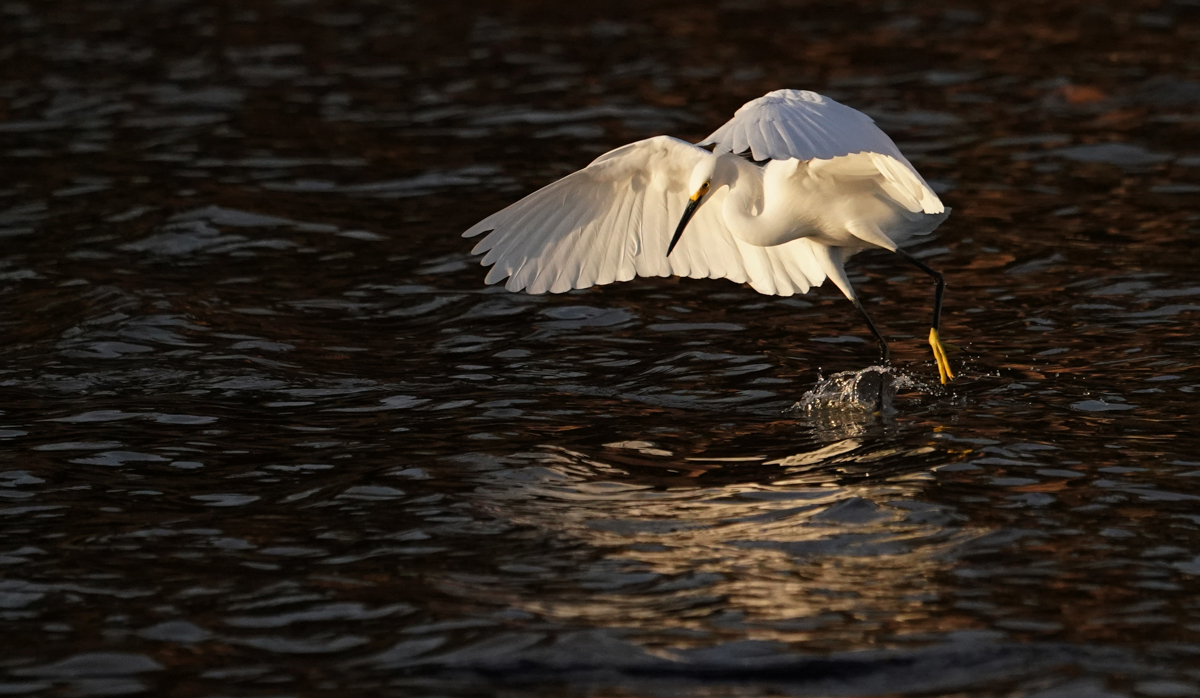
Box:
785, 365, 927, 415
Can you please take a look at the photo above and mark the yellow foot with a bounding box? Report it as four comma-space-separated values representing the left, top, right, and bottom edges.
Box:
929, 328, 956, 385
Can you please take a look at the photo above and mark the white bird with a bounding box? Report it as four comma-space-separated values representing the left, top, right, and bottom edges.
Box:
463, 89, 956, 383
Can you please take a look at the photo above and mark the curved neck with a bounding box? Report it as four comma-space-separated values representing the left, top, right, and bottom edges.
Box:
718, 159, 794, 247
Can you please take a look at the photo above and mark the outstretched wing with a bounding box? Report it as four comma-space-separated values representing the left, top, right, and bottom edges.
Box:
702, 89, 945, 216
463, 135, 827, 296
700, 89, 903, 162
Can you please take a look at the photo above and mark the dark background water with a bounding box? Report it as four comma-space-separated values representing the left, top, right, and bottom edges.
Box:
2, 0, 1200, 695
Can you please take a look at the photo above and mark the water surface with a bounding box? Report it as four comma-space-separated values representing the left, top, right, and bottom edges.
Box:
2, 1, 1200, 695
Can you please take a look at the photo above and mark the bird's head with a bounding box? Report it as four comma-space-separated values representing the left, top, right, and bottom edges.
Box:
686, 157, 716, 201
668, 157, 717, 256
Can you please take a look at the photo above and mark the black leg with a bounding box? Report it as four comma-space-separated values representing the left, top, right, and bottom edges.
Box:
897, 248, 954, 383
897, 249, 945, 331
853, 297, 890, 364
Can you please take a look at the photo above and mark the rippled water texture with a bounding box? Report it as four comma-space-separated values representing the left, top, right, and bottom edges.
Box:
3, 1, 1200, 696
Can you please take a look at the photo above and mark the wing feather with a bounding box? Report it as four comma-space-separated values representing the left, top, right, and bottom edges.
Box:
701, 90, 899, 162
806, 151, 945, 216
590, 180, 634, 287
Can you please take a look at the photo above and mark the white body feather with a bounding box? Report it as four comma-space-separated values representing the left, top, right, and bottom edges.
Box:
463, 89, 949, 302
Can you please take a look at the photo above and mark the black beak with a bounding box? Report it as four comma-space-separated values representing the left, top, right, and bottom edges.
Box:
667, 196, 703, 257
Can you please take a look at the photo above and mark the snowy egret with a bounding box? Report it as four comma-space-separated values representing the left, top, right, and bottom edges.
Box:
463, 89, 956, 383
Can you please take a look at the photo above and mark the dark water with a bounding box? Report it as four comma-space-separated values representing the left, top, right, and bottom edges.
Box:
3, 1, 1200, 695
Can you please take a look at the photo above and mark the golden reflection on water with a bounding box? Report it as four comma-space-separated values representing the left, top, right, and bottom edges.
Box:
466, 433, 984, 649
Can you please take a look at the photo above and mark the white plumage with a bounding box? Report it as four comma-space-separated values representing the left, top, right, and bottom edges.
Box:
463, 89, 957, 382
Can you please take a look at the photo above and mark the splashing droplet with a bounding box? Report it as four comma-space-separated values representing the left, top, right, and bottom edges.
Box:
785, 365, 925, 415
